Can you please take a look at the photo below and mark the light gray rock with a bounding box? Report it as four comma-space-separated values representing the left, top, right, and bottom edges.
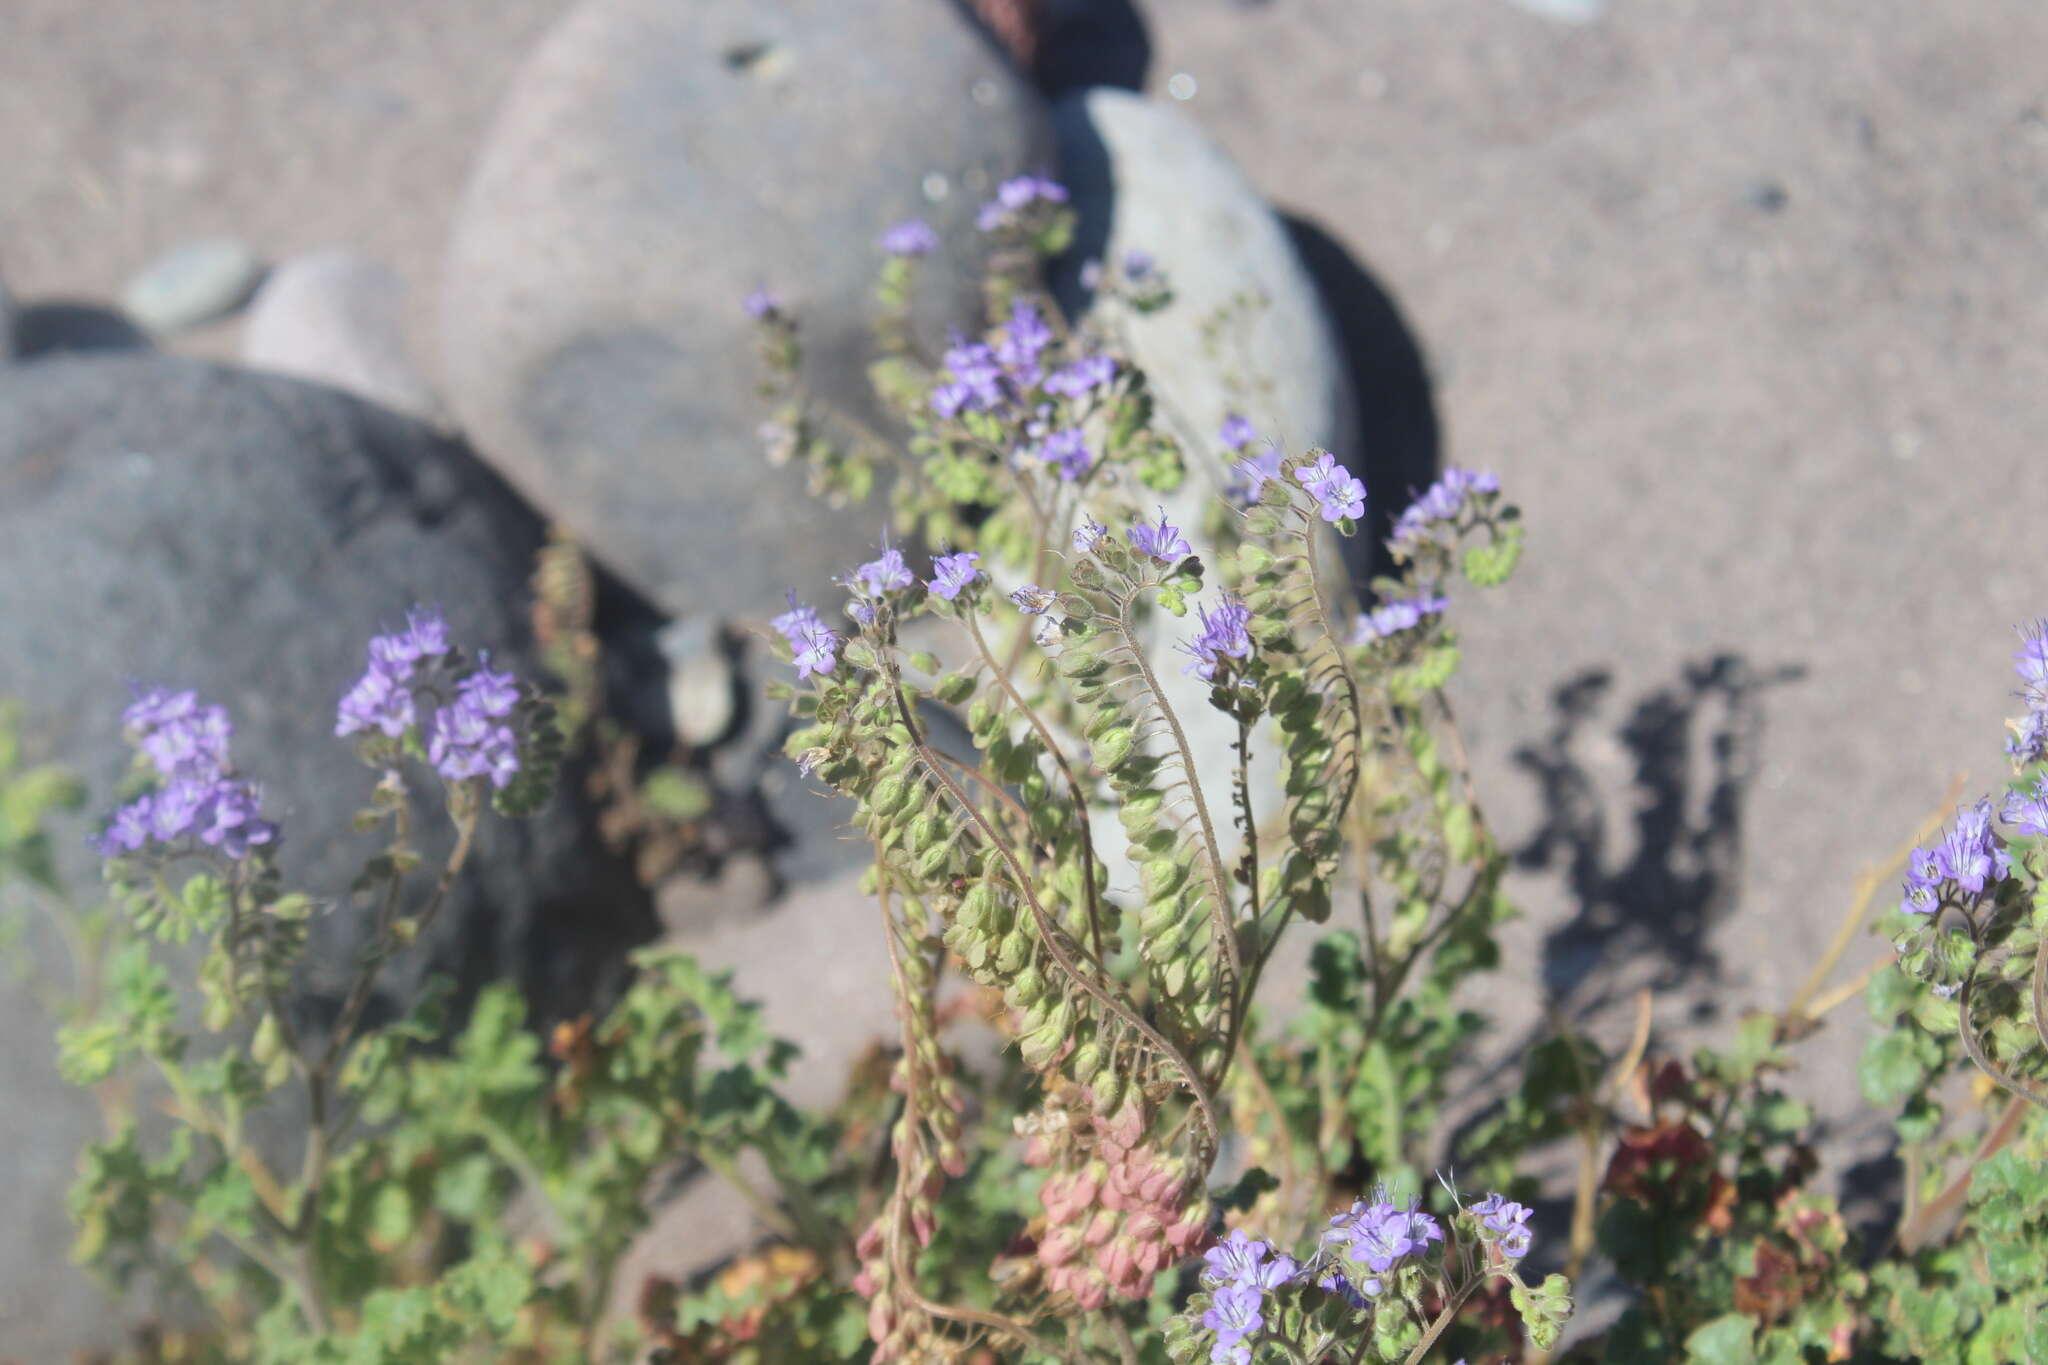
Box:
1052, 87, 1355, 475
240, 250, 444, 426
120, 237, 264, 334
438, 0, 1049, 622
656, 615, 739, 748
1049, 87, 1357, 875
0, 355, 656, 1358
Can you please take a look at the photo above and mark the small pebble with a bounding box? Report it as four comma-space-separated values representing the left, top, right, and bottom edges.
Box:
121, 238, 264, 335
1500, 0, 1605, 22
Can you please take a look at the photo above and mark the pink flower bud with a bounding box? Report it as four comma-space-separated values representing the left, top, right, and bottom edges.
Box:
1084, 1208, 1119, 1247
1040, 1225, 1082, 1268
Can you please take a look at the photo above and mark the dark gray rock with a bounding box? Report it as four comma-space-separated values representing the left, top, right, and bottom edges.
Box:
241, 250, 445, 426
438, 0, 1049, 622
12, 301, 154, 359
0, 355, 656, 1357
0, 271, 13, 362
120, 238, 265, 335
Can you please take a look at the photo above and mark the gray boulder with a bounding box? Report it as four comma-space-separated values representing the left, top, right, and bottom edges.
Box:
438, 0, 1049, 622
0, 270, 13, 361
241, 250, 445, 426
0, 355, 655, 1360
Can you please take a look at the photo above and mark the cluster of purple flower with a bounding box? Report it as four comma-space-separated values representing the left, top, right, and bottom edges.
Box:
94, 688, 278, 861
1034, 427, 1095, 481
839, 538, 918, 625
976, 174, 1068, 232
1181, 597, 1254, 682
336, 607, 527, 789
1222, 415, 1285, 506
878, 218, 939, 258
1044, 353, 1117, 400
1901, 797, 2013, 915
1127, 508, 1192, 566
1293, 451, 1367, 523
1388, 468, 1500, 554
2007, 620, 2048, 766
930, 299, 1053, 419
1323, 1194, 1444, 1298
2007, 773, 2048, 839
1199, 1230, 1298, 1365
772, 593, 840, 680
1471, 1192, 1535, 1260
1351, 593, 1450, 644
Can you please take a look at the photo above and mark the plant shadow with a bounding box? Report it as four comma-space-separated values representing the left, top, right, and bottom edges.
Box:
1512, 654, 1809, 1017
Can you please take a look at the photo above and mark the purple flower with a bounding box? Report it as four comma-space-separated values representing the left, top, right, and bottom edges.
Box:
1316, 1268, 1375, 1308
1226, 445, 1285, 505
2014, 620, 2048, 709
1352, 594, 1450, 643
1037, 427, 1094, 481
1010, 584, 1059, 616
428, 696, 522, 789
977, 175, 1068, 231
879, 219, 939, 257
457, 659, 521, 720
1127, 508, 1192, 566
791, 621, 840, 680
94, 798, 156, 856
1294, 452, 1366, 523
743, 286, 780, 320
137, 698, 233, 777
852, 541, 916, 596
2008, 709, 2048, 766
367, 606, 450, 675
771, 592, 823, 644
1326, 1197, 1442, 1275
1181, 597, 1254, 681
1123, 249, 1155, 280
1200, 1284, 1263, 1365
2004, 775, 2048, 837
1937, 798, 2009, 896
338, 607, 453, 738
1200, 1230, 1269, 1288
1073, 518, 1108, 554
1390, 468, 1500, 553
1044, 354, 1117, 399
1219, 415, 1257, 451
995, 300, 1052, 388
930, 339, 1005, 418
95, 690, 277, 861
928, 551, 983, 602
1901, 845, 1942, 916
1471, 1193, 1534, 1260
197, 780, 278, 860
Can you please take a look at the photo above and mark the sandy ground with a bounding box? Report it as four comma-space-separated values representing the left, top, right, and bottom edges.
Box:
5, 0, 2048, 1350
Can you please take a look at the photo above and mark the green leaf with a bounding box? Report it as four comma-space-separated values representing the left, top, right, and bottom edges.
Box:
1861, 1028, 1935, 1108
1684, 1313, 1758, 1365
